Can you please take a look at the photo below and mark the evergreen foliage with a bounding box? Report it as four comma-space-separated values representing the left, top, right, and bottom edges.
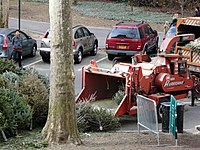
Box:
0, 59, 16, 74
0, 61, 49, 139
19, 71, 49, 127
112, 90, 125, 105
0, 85, 32, 136
76, 101, 120, 132
185, 37, 200, 53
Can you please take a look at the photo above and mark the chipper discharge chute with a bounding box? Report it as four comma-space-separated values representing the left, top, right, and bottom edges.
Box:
76, 60, 137, 117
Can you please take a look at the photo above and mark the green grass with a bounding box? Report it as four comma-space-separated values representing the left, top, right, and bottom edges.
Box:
0, 128, 48, 150
72, 1, 172, 23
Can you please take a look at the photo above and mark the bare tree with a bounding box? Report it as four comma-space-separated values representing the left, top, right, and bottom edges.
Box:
179, 0, 189, 16
42, 0, 82, 145
0, 0, 9, 28
129, 0, 134, 12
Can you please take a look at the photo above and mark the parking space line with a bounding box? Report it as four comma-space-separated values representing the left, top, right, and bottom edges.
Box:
23, 59, 42, 68
78, 56, 107, 71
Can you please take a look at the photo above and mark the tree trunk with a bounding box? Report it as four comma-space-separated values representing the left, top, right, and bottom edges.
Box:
42, 0, 82, 145
179, 0, 189, 17
0, 0, 9, 28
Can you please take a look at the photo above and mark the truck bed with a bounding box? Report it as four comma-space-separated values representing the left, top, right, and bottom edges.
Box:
175, 46, 200, 73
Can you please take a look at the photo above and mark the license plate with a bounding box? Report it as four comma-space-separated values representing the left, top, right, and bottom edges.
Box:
118, 45, 126, 49
118, 53, 126, 56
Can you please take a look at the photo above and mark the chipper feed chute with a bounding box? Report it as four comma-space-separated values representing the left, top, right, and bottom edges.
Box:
76, 60, 137, 117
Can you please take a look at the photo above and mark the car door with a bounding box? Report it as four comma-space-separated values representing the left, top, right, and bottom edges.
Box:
144, 25, 157, 50
76, 28, 88, 54
82, 27, 94, 51
19, 32, 32, 56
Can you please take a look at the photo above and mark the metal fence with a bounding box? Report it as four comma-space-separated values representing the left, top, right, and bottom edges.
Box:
137, 95, 160, 145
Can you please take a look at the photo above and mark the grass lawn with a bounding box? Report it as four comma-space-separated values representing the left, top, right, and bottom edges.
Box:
73, 1, 172, 23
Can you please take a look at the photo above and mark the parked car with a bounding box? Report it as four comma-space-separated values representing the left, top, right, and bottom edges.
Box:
106, 22, 159, 60
40, 25, 98, 63
0, 28, 37, 59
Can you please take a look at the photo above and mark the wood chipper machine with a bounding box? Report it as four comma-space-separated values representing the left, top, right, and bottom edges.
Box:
161, 17, 200, 104
76, 33, 197, 121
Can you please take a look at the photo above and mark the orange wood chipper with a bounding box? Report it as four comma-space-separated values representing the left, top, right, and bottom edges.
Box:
76, 17, 200, 121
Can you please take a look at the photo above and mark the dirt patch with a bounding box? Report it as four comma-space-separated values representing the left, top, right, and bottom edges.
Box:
9, 0, 164, 32
46, 132, 200, 150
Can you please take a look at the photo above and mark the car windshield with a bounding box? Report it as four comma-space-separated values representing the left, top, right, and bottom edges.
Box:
108, 28, 139, 39
0, 35, 3, 44
166, 25, 176, 37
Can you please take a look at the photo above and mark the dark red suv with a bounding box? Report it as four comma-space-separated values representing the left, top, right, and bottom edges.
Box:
106, 22, 159, 60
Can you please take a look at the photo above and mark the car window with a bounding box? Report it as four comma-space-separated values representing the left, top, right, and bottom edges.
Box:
8, 32, 16, 41
166, 26, 176, 37
108, 28, 139, 39
82, 27, 90, 36
76, 28, 84, 38
0, 35, 3, 44
144, 25, 154, 35
20, 32, 27, 40
147, 25, 154, 34
139, 28, 144, 38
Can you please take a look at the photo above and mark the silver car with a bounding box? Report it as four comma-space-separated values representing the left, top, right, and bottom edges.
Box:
40, 25, 98, 63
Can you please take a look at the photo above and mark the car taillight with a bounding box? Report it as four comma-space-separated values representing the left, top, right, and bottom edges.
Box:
106, 40, 108, 49
72, 41, 76, 46
137, 41, 142, 50
2, 36, 8, 50
163, 37, 166, 40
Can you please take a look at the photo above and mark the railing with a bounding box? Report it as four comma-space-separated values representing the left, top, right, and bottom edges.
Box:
137, 95, 160, 145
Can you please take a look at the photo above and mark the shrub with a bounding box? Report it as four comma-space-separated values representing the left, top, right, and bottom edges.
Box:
76, 102, 92, 132
0, 87, 32, 137
86, 107, 120, 132
113, 90, 125, 105
17, 67, 50, 92
2, 71, 20, 87
76, 101, 120, 132
0, 59, 16, 74
185, 37, 200, 53
19, 72, 49, 127
0, 74, 8, 88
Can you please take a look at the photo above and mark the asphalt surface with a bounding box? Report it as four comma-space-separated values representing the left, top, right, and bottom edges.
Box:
9, 18, 200, 134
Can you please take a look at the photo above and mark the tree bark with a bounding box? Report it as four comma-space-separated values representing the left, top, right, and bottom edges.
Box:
42, 0, 82, 145
0, 0, 9, 28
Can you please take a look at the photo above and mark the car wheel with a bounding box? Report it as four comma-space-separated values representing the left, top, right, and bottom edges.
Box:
90, 42, 98, 56
108, 54, 115, 61
157, 98, 169, 123
42, 56, 50, 63
75, 49, 83, 64
30, 45, 37, 57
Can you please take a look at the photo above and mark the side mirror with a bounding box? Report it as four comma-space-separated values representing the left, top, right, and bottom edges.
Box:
90, 33, 94, 36
28, 36, 32, 39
